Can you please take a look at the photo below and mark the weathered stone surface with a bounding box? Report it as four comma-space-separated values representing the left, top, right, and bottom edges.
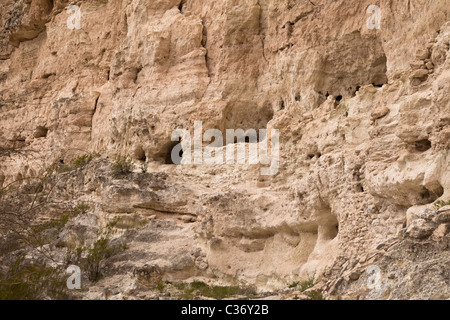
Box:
371, 106, 390, 120
406, 219, 437, 239
410, 68, 429, 79
0, 0, 449, 300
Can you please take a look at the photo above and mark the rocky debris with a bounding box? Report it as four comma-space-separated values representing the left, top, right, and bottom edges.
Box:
410, 69, 429, 80
371, 106, 390, 120
406, 219, 438, 239
409, 46, 437, 84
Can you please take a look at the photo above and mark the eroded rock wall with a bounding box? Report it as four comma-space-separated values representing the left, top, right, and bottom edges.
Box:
0, 0, 449, 299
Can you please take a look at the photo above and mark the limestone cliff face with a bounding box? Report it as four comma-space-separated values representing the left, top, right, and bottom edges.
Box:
0, 0, 449, 300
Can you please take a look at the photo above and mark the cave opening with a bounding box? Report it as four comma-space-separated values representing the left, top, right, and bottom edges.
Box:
178, 0, 186, 13
34, 126, 48, 138
414, 139, 432, 152
134, 145, 147, 162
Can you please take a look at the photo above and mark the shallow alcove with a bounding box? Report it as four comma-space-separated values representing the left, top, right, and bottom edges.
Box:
34, 126, 48, 138
414, 139, 432, 152
334, 95, 343, 106
315, 205, 340, 241
178, 0, 187, 13
418, 184, 444, 205
133, 145, 147, 162
312, 32, 387, 100
223, 101, 274, 145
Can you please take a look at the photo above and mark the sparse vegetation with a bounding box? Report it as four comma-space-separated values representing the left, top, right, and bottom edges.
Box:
0, 256, 69, 300
111, 155, 133, 176
72, 153, 98, 169
80, 217, 128, 282
299, 274, 316, 292
44, 152, 99, 174
307, 290, 325, 300
172, 280, 257, 300
288, 274, 316, 292
72, 202, 90, 216
156, 281, 166, 292
434, 200, 450, 211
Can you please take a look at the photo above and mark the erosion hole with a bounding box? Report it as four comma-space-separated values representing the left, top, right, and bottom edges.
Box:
133, 145, 146, 162
414, 139, 432, 152
317, 206, 339, 241
178, 0, 186, 13
34, 126, 48, 138
418, 185, 444, 205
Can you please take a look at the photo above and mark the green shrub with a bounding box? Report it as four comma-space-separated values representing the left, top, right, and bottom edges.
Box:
45, 153, 99, 174
191, 280, 209, 290
434, 200, 450, 211
307, 290, 324, 300
72, 155, 92, 169
156, 282, 166, 292
111, 156, 133, 176
174, 281, 256, 300
0, 256, 69, 300
83, 217, 127, 282
299, 274, 316, 292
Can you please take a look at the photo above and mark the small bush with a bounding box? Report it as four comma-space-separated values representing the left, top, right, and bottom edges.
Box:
174, 282, 187, 291
83, 217, 127, 282
299, 274, 316, 292
156, 282, 166, 292
73, 202, 90, 216
434, 200, 450, 211
191, 280, 209, 290
288, 281, 300, 289
174, 281, 256, 300
111, 156, 133, 176
45, 153, 99, 174
0, 256, 69, 300
72, 155, 92, 169
307, 290, 324, 300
